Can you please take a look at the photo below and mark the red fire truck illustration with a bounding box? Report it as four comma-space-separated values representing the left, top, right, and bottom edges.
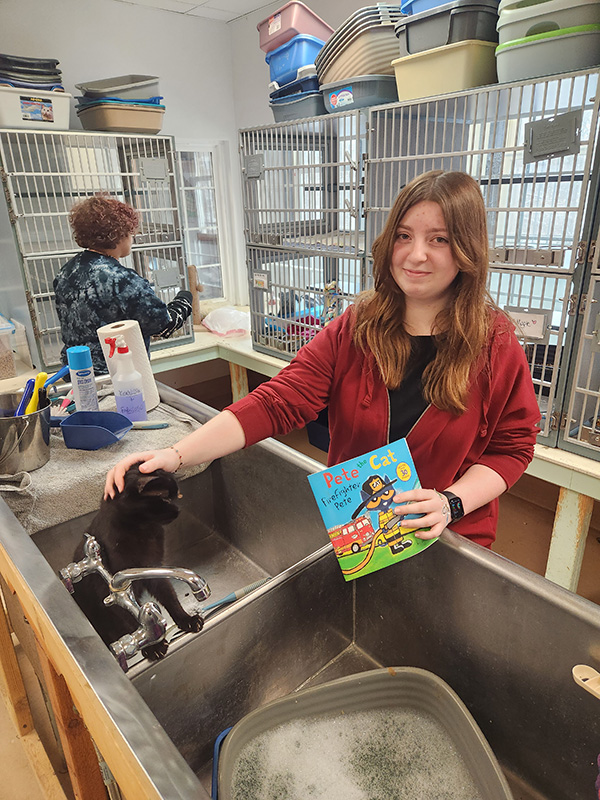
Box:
329, 515, 376, 556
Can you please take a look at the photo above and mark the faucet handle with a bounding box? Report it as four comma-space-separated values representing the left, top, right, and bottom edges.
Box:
59, 566, 76, 594
59, 561, 87, 592
83, 533, 102, 561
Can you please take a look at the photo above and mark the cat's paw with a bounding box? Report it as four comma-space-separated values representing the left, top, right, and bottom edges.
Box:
176, 613, 204, 634
142, 640, 169, 660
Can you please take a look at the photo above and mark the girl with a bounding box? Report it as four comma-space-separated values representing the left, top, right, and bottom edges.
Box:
105, 171, 540, 548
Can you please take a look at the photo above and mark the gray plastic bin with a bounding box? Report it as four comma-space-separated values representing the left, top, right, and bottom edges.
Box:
395, 0, 499, 57
217, 667, 513, 800
270, 91, 327, 121
321, 74, 398, 112
75, 74, 159, 99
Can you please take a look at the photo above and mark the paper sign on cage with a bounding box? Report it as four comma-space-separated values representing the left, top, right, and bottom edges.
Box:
307, 438, 438, 581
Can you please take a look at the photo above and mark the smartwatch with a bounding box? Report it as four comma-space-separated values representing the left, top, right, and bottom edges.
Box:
440, 490, 465, 522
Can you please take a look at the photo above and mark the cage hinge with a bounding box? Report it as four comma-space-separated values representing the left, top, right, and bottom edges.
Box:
568, 294, 587, 316
575, 240, 596, 265
549, 411, 567, 431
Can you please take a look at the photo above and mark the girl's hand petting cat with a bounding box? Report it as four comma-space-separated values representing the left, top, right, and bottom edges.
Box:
104, 448, 180, 499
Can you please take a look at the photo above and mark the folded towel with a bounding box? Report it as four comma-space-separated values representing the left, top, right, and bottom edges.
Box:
0, 396, 209, 536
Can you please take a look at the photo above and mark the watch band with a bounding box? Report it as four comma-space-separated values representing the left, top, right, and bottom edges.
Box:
440, 490, 465, 522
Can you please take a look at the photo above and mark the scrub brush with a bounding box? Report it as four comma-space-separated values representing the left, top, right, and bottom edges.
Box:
203, 577, 270, 615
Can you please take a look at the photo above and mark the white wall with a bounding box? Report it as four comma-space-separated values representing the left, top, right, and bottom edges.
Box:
229, 0, 367, 130
0, 0, 249, 304
0, 0, 238, 142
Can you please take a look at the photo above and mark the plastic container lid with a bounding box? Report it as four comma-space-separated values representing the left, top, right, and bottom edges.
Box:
66, 345, 93, 370
75, 75, 158, 96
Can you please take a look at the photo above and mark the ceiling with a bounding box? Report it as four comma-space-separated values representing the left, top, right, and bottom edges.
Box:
114, 0, 273, 22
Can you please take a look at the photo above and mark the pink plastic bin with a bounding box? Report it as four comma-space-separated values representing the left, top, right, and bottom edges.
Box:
258, 1, 334, 53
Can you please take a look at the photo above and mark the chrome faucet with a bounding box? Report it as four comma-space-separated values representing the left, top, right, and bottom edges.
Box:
59, 534, 210, 671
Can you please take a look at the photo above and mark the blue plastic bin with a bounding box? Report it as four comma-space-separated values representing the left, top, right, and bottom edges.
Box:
265, 34, 325, 87
269, 73, 320, 100
401, 0, 449, 14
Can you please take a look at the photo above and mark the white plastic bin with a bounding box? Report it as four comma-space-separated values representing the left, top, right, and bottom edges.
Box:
392, 39, 497, 102
0, 86, 71, 130
496, 24, 600, 82
497, 0, 600, 45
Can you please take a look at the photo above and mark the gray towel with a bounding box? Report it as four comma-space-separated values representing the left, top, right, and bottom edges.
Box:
0, 397, 210, 535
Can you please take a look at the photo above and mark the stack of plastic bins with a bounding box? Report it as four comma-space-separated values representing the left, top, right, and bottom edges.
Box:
74, 75, 164, 133
0, 53, 71, 130
266, 35, 328, 120
392, 0, 499, 102
258, 2, 333, 122
0, 53, 64, 91
315, 4, 405, 84
269, 69, 326, 120
495, 0, 600, 82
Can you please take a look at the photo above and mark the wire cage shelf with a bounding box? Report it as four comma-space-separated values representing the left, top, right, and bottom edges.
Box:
239, 110, 367, 256
366, 68, 600, 442
247, 245, 365, 360
0, 129, 194, 370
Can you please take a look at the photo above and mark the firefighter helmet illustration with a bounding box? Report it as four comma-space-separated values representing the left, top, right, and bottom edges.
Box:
351, 474, 396, 519
352, 473, 412, 556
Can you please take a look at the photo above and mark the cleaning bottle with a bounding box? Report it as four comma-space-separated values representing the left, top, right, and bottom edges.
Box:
66, 346, 99, 412
104, 336, 147, 422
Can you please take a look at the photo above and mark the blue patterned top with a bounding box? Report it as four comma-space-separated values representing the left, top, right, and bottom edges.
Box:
53, 250, 172, 374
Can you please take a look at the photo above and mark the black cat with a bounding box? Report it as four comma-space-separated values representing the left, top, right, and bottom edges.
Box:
71, 465, 203, 661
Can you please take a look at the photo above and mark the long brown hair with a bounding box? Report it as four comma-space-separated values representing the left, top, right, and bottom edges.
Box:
353, 170, 496, 414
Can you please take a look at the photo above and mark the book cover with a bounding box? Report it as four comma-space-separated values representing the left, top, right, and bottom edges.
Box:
307, 438, 438, 581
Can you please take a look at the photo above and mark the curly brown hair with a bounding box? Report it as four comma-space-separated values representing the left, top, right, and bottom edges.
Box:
69, 195, 139, 250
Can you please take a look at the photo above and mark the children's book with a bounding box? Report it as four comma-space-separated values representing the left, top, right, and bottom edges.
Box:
307, 438, 438, 581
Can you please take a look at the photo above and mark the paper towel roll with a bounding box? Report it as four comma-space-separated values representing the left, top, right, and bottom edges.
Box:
97, 320, 160, 410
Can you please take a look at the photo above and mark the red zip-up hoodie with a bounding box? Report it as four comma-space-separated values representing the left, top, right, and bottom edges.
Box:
227, 307, 540, 547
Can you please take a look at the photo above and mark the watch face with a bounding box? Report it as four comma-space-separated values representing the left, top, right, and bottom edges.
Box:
448, 496, 464, 521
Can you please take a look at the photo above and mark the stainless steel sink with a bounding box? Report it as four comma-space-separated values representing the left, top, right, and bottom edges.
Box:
2, 384, 600, 800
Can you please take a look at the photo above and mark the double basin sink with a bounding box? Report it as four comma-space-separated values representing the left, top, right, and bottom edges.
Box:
2, 385, 600, 800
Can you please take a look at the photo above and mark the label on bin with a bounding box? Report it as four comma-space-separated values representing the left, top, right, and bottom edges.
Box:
20, 96, 54, 123
329, 87, 354, 109
268, 13, 281, 34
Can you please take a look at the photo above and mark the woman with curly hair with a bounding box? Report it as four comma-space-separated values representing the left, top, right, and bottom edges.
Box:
53, 194, 192, 373
106, 171, 540, 549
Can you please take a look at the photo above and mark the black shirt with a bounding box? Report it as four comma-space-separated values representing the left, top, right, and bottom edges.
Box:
388, 335, 437, 441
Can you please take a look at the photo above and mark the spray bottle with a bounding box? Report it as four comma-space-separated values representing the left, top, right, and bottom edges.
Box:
104, 336, 147, 422
66, 346, 99, 412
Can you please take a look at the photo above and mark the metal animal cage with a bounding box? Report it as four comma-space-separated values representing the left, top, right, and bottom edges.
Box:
563, 226, 600, 457
247, 245, 364, 359
240, 110, 368, 359
0, 129, 193, 370
367, 68, 600, 444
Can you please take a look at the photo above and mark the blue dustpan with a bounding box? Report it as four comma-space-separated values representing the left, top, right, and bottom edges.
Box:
58, 411, 132, 450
